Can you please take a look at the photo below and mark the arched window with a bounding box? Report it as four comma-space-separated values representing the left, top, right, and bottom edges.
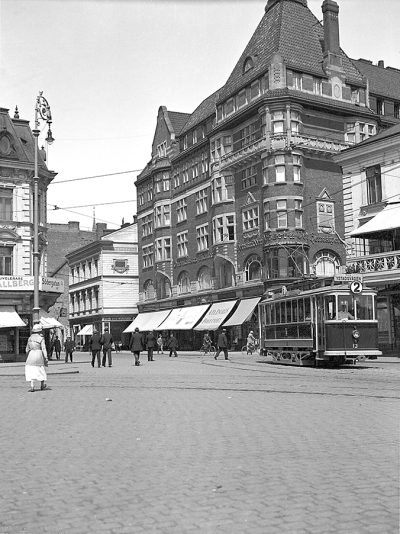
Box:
156, 274, 171, 300
244, 255, 262, 282
243, 56, 254, 74
143, 279, 155, 301
197, 266, 212, 291
177, 271, 191, 295
314, 250, 341, 277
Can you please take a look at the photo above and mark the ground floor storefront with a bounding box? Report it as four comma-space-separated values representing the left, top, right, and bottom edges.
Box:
70, 314, 134, 350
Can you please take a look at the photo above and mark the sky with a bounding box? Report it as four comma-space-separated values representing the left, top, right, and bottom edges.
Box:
1, 0, 399, 231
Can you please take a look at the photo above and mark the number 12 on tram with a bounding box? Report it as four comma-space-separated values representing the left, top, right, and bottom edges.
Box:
258, 285, 382, 366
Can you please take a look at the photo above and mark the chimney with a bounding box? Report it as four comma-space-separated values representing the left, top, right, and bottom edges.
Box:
322, 0, 340, 54
96, 222, 107, 237
68, 221, 80, 231
378, 60, 385, 68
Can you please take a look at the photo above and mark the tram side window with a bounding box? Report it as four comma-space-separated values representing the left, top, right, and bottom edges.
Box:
298, 299, 304, 322
275, 302, 281, 324
280, 302, 286, 324
325, 295, 336, 320
355, 295, 373, 320
336, 296, 354, 320
304, 298, 311, 320
292, 300, 298, 322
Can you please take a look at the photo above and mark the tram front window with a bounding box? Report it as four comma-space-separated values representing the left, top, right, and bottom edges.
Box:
324, 295, 336, 320
336, 296, 354, 320
355, 295, 373, 320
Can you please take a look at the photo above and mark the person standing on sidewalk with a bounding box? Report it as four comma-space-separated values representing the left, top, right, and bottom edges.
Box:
215, 328, 229, 360
25, 324, 49, 392
53, 335, 62, 360
64, 336, 75, 363
156, 333, 164, 354
167, 332, 178, 357
129, 327, 144, 366
101, 327, 113, 367
89, 329, 102, 368
146, 330, 156, 361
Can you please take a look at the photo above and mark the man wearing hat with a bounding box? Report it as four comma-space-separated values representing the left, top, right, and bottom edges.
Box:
89, 328, 102, 368
215, 328, 229, 360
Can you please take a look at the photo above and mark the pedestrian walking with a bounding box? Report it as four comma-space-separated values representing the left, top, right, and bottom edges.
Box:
114, 340, 122, 352
89, 329, 102, 368
53, 335, 62, 360
146, 330, 156, 361
25, 324, 49, 392
156, 333, 164, 354
167, 333, 178, 357
129, 327, 144, 366
64, 336, 75, 363
215, 328, 229, 360
101, 327, 113, 367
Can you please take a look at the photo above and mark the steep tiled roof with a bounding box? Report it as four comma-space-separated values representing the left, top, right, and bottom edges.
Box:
352, 60, 400, 101
218, 0, 364, 103
180, 88, 221, 135
168, 111, 191, 135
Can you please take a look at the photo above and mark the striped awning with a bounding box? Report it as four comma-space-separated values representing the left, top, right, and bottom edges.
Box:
222, 297, 261, 326
123, 310, 171, 333
194, 300, 237, 331
157, 304, 210, 330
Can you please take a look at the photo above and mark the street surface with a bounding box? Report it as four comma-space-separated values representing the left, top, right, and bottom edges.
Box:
0, 351, 398, 534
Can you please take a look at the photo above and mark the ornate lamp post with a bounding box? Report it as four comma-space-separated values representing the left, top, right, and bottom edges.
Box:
32, 92, 54, 325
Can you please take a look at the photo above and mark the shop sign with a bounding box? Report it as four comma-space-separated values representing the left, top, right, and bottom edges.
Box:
0, 275, 64, 292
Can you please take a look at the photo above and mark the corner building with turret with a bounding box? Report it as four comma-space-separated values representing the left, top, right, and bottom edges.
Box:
135, 0, 400, 350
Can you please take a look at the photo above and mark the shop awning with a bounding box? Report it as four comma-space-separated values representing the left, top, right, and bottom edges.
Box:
123, 310, 171, 333
157, 304, 210, 330
194, 300, 237, 331
76, 324, 93, 336
0, 306, 26, 328
39, 310, 63, 329
222, 297, 261, 327
351, 203, 400, 237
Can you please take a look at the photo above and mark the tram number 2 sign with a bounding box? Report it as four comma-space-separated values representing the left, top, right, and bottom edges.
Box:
350, 281, 363, 294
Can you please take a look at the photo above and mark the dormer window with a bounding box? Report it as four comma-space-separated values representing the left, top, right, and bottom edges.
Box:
243, 56, 254, 74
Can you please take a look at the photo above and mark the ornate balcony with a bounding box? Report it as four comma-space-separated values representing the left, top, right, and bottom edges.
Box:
289, 133, 352, 154
346, 250, 400, 280
220, 138, 267, 170
219, 133, 352, 171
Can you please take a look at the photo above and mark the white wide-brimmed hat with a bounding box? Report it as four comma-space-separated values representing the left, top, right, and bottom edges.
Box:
32, 324, 42, 333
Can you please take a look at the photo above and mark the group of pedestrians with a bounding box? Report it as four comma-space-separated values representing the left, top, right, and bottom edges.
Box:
129, 328, 178, 366
89, 327, 114, 367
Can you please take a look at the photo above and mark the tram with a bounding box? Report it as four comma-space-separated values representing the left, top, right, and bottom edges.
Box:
258, 280, 382, 366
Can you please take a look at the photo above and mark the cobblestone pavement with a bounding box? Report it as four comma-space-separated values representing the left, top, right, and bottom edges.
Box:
0, 351, 398, 534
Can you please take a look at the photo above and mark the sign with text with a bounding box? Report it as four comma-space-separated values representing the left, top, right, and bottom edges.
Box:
334, 274, 363, 283
0, 276, 64, 293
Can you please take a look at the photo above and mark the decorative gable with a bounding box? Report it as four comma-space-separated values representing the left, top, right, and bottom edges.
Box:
244, 192, 257, 206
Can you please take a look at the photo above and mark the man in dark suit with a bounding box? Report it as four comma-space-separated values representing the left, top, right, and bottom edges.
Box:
167, 333, 178, 358
101, 327, 114, 367
146, 330, 156, 361
129, 327, 144, 366
215, 328, 229, 360
89, 329, 102, 368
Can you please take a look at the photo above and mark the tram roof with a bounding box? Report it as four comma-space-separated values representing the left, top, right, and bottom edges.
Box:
260, 283, 376, 302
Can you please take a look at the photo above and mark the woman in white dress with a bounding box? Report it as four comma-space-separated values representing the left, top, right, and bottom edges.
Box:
25, 324, 48, 392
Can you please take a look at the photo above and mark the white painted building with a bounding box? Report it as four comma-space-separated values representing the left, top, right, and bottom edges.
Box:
66, 223, 139, 348
334, 123, 400, 352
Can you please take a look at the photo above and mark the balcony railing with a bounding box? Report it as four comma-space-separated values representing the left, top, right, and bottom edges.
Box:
289, 133, 352, 153
220, 138, 267, 170
347, 250, 400, 274
219, 133, 352, 171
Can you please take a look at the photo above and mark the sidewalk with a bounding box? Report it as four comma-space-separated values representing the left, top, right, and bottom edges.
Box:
0, 350, 398, 376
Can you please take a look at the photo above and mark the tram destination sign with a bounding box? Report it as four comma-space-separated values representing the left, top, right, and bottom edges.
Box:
334, 274, 363, 283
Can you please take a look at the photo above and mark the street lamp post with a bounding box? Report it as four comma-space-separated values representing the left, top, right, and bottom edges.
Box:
32, 92, 54, 325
